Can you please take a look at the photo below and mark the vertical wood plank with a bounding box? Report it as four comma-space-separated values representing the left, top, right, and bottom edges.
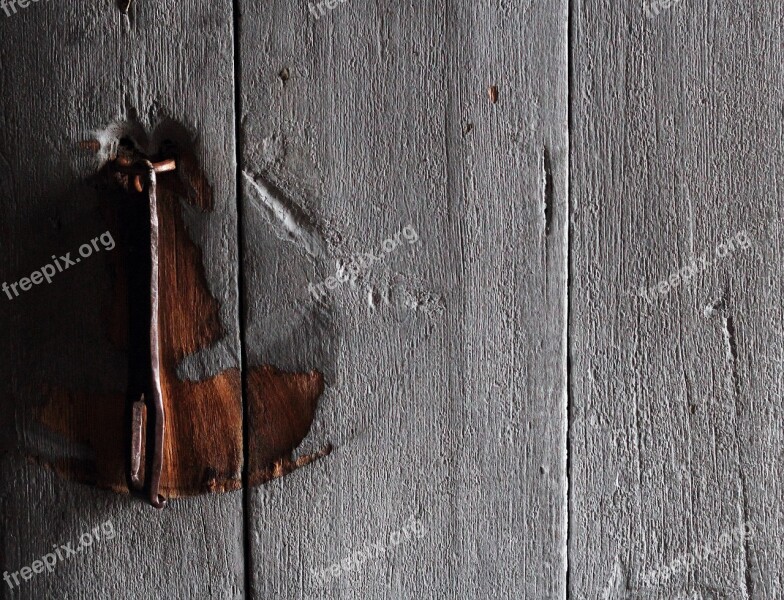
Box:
0, 2, 244, 598
570, 0, 783, 598
237, 1, 568, 598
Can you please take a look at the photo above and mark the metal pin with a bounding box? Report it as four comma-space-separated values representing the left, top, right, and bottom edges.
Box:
151, 159, 177, 173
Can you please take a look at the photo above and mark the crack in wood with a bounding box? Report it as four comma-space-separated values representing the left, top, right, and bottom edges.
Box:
542, 146, 554, 237
719, 293, 755, 600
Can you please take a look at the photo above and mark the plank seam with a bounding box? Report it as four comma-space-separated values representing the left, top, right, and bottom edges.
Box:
231, 1, 254, 598
566, 0, 575, 597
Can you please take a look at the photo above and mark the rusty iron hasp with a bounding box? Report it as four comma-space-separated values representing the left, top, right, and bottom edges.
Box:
110, 156, 176, 509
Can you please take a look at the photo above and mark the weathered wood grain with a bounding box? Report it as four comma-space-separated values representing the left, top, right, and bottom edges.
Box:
3, 0, 777, 597
570, 1, 783, 598
236, 1, 569, 598
0, 1, 244, 598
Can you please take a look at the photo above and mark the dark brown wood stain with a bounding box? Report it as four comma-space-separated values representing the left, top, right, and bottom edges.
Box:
246, 365, 332, 487
30, 145, 329, 500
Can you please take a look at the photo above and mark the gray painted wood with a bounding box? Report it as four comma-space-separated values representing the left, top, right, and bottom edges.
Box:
0, 1, 243, 598
2, 0, 778, 598
570, 1, 783, 599
237, 1, 568, 598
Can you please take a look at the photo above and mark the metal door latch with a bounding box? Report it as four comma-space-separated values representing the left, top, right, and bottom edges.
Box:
107, 153, 176, 509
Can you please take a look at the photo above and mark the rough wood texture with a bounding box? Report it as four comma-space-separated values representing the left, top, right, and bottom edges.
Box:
570, 1, 783, 598
0, 1, 244, 598
236, 2, 568, 599
3, 0, 780, 598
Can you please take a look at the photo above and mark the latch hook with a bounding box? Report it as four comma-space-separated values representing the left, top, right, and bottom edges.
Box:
109, 156, 176, 509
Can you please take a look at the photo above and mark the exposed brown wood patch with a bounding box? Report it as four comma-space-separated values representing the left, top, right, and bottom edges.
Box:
30, 142, 242, 498
154, 176, 242, 497
160, 369, 243, 496
247, 365, 331, 486
28, 136, 329, 501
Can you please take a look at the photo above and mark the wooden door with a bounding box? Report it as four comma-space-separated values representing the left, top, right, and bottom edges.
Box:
0, 1, 780, 599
